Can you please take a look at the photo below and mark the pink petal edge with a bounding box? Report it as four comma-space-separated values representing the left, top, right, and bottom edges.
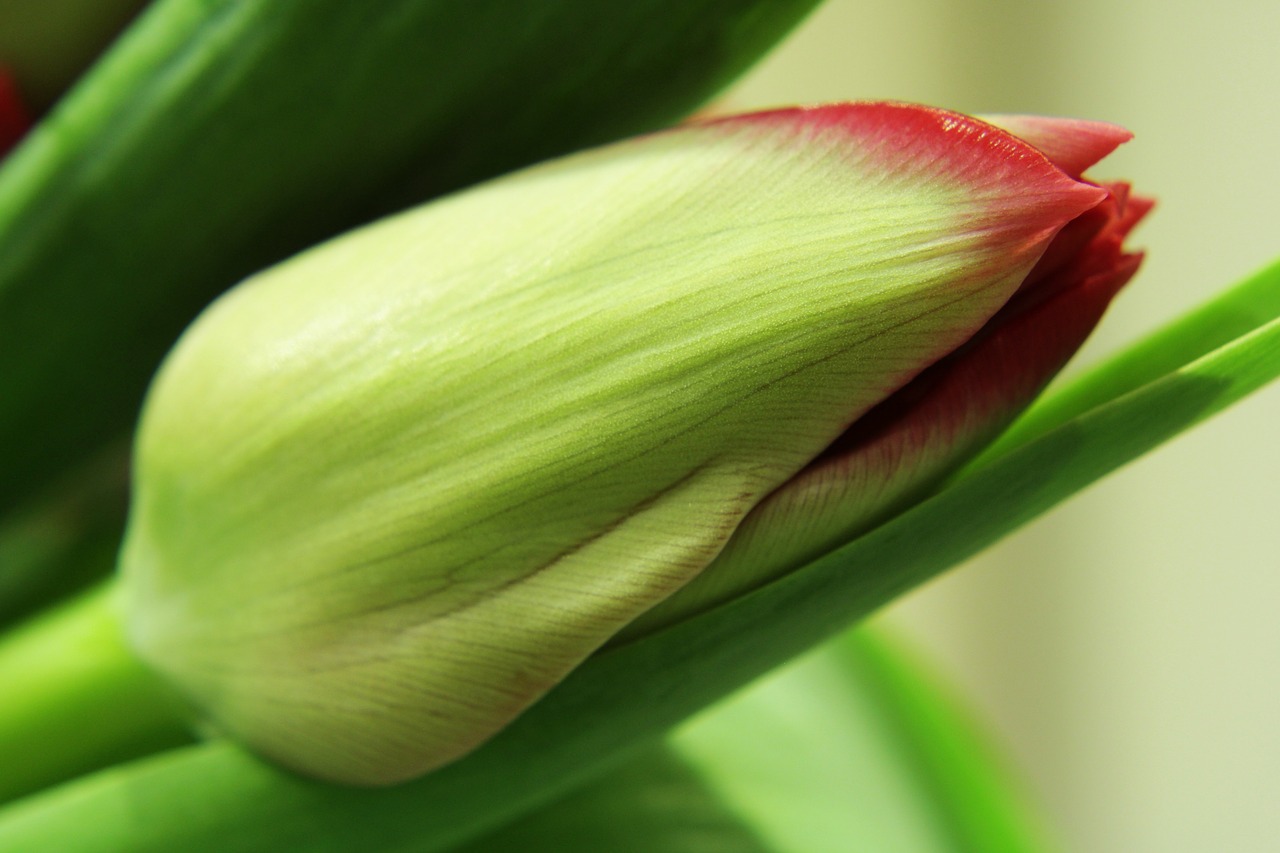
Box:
982, 114, 1134, 179
701, 102, 1109, 233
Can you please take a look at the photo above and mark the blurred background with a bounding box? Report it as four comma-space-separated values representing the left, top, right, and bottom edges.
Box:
723, 1, 1280, 850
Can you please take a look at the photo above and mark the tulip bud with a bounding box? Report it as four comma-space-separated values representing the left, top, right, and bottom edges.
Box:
122, 102, 1120, 785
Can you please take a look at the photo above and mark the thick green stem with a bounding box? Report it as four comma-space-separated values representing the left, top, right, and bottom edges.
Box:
0, 580, 193, 805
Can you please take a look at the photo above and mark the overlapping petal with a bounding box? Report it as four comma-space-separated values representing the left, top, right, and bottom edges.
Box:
628, 113, 1148, 638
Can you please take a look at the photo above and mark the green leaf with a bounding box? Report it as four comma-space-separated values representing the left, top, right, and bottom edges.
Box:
0, 0, 819, 516
829, 630, 1051, 853
4, 262, 1275, 852
456, 624, 1048, 853
447, 745, 774, 853
0, 585, 190, 805
669, 626, 1050, 852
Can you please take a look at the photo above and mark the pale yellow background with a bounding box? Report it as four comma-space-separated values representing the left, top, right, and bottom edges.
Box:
725, 2, 1280, 851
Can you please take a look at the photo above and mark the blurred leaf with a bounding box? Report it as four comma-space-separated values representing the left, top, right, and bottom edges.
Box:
832, 630, 1052, 853
0, 585, 191, 805
449, 746, 773, 853
0, 263, 1276, 853
669, 627, 1049, 852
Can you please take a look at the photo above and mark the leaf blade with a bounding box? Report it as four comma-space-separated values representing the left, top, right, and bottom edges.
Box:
448, 745, 775, 853
669, 626, 1051, 853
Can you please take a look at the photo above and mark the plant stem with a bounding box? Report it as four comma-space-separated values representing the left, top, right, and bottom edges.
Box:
0, 580, 193, 805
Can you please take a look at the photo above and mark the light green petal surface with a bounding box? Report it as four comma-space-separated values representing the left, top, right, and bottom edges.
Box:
123, 105, 1097, 784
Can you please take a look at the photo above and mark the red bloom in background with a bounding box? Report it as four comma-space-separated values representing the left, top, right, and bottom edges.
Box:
0, 68, 30, 159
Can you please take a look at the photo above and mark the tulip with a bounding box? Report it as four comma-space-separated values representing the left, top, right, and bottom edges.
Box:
120, 102, 1145, 786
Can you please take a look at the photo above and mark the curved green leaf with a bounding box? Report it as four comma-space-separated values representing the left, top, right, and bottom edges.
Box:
449, 745, 774, 853
670, 627, 1050, 852
828, 630, 1051, 853
460, 625, 1049, 853
0, 585, 190, 805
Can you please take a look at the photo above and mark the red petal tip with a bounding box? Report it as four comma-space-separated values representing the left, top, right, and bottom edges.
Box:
982, 114, 1133, 179
705, 102, 1109, 237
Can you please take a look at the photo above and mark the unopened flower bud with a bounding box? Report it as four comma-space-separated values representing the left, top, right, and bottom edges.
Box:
122, 102, 1127, 785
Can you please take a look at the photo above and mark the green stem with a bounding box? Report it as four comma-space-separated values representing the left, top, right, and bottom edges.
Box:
0, 580, 193, 805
